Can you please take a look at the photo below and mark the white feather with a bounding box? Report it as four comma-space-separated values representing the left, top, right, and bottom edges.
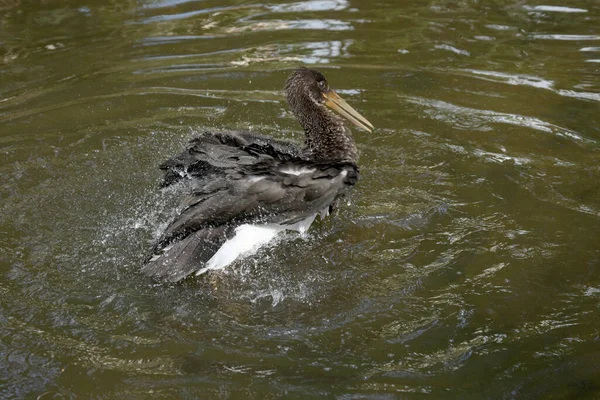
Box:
279, 166, 316, 176
195, 213, 318, 275
247, 176, 265, 183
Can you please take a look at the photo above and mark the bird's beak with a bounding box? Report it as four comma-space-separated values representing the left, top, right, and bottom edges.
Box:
323, 90, 374, 133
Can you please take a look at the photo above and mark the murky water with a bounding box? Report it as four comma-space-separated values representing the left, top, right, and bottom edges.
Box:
1, 0, 599, 398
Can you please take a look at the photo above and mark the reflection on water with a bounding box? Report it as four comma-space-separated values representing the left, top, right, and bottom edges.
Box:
270, 0, 349, 13
1, 0, 600, 398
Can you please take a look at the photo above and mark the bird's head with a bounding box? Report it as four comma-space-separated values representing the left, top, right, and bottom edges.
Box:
284, 67, 373, 133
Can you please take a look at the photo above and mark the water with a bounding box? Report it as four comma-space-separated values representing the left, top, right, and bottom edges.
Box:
1, 0, 599, 398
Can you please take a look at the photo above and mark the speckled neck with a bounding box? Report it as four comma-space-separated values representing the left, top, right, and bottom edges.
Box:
285, 89, 358, 164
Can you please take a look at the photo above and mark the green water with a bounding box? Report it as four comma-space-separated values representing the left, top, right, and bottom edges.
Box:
1, 0, 599, 398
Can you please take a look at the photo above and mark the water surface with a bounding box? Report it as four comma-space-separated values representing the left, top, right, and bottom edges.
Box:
1, 0, 599, 398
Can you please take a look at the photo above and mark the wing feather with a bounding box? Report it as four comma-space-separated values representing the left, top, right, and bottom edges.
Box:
144, 130, 358, 281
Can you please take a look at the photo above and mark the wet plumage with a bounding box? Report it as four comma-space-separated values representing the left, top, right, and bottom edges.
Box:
142, 67, 373, 282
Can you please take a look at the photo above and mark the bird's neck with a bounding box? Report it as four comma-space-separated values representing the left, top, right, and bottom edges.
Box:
294, 103, 358, 164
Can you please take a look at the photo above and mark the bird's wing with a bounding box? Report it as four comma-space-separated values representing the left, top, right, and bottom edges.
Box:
154, 161, 356, 251
159, 130, 304, 187
143, 131, 358, 282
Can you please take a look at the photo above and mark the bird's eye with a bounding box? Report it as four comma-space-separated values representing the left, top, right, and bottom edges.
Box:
318, 80, 327, 89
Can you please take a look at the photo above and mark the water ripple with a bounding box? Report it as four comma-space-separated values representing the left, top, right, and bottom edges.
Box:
268, 0, 349, 13
138, 5, 253, 24
224, 19, 354, 33
531, 34, 600, 41
524, 5, 588, 13
456, 69, 600, 102
402, 96, 591, 143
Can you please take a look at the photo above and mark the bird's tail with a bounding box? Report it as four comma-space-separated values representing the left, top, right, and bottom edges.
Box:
142, 226, 230, 283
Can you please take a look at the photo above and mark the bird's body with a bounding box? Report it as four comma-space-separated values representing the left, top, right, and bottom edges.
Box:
143, 67, 372, 282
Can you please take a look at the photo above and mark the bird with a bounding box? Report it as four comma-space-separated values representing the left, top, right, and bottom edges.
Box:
142, 67, 373, 282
